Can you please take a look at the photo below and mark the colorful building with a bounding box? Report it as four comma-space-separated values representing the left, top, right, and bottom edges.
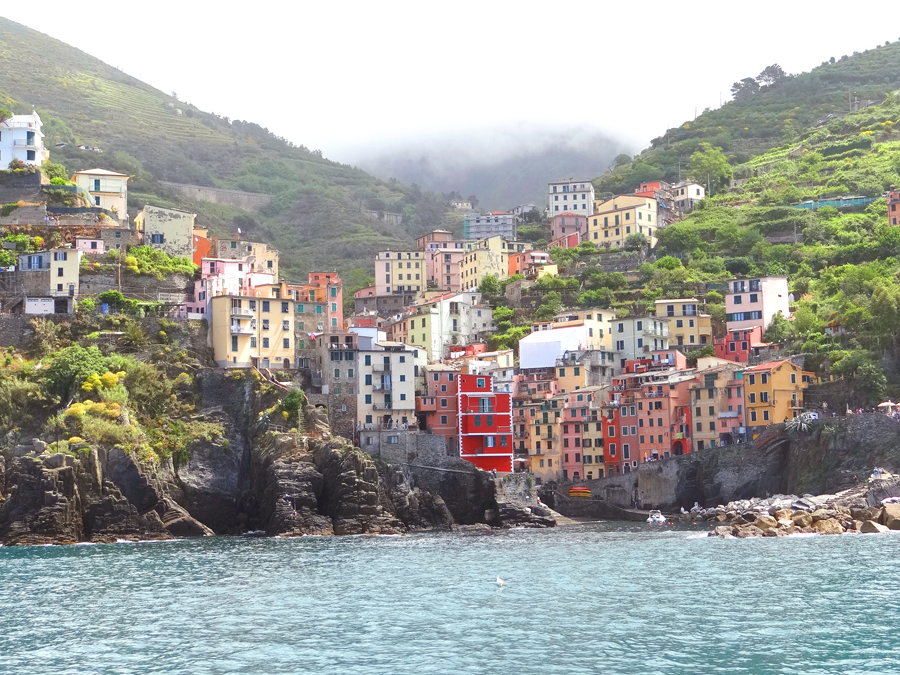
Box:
714, 325, 765, 363
458, 373, 514, 472
743, 359, 815, 434
587, 195, 658, 249
689, 359, 745, 452
375, 250, 426, 296
550, 212, 588, 242
548, 178, 595, 216
72, 168, 129, 224
725, 276, 790, 333
654, 298, 713, 349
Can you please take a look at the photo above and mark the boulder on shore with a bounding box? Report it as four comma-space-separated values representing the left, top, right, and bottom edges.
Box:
792, 511, 813, 528
880, 503, 900, 530
860, 520, 890, 534
811, 518, 844, 535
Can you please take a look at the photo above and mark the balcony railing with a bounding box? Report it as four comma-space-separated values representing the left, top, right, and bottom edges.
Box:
13, 139, 37, 148
231, 324, 255, 335
230, 307, 254, 316
372, 362, 391, 372
373, 383, 392, 392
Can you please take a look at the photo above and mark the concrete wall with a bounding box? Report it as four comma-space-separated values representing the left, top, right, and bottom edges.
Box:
160, 182, 272, 212
79, 272, 193, 302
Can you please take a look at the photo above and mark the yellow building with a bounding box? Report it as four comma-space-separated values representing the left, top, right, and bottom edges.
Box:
654, 299, 713, 349
375, 250, 426, 296
356, 342, 426, 428
210, 294, 296, 369
689, 359, 744, 452
528, 397, 562, 483
587, 195, 658, 249
72, 168, 129, 224
743, 359, 815, 432
459, 236, 532, 291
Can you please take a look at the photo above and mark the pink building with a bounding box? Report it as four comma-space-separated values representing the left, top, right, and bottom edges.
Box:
550, 212, 588, 242
427, 248, 466, 291
725, 277, 790, 332
181, 257, 274, 316
75, 237, 105, 255
557, 390, 596, 482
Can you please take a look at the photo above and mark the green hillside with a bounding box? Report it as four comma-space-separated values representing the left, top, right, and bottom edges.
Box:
0, 16, 459, 284
597, 40, 900, 195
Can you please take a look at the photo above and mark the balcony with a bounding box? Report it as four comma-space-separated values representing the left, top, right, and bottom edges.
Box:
231, 323, 256, 335
372, 362, 391, 372
13, 139, 37, 148
643, 326, 670, 338
373, 383, 392, 392
230, 306, 254, 317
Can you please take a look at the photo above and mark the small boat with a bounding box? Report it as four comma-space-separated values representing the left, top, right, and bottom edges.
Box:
647, 510, 666, 524
569, 486, 591, 499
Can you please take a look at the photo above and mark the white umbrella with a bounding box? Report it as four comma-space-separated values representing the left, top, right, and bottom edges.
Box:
877, 400, 896, 409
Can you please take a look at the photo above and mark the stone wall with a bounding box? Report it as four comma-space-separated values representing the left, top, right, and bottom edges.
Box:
160, 181, 272, 212
80, 272, 193, 301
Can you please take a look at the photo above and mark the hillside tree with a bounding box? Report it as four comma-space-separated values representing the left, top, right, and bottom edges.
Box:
757, 64, 787, 87
687, 143, 733, 193
730, 77, 760, 101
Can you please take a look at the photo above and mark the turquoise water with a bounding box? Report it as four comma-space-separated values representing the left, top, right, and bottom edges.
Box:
2, 523, 900, 675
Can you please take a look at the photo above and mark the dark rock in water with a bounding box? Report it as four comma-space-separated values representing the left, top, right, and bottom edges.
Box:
0, 455, 84, 546
382, 464, 454, 531
312, 438, 406, 535
251, 433, 333, 537
866, 477, 900, 507
154, 498, 214, 537
733, 524, 764, 538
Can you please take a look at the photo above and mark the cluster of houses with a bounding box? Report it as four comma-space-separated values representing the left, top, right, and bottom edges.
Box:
0, 118, 818, 481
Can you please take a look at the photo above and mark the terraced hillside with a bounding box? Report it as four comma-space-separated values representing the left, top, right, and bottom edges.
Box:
0, 17, 458, 281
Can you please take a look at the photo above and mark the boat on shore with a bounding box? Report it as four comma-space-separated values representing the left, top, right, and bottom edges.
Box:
647, 510, 666, 524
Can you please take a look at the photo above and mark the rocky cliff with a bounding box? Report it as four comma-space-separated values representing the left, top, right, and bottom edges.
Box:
0, 371, 552, 546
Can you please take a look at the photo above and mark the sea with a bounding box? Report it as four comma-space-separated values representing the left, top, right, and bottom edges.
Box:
1, 521, 899, 675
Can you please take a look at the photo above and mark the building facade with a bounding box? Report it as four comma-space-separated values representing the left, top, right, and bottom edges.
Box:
458, 374, 513, 472
725, 276, 790, 332
463, 212, 517, 240
548, 179, 594, 215
72, 168, 129, 223
141, 205, 196, 259
0, 111, 49, 166
587, 196, 658, 249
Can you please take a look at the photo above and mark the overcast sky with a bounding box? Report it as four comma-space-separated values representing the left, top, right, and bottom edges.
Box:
4, 1, 899, 164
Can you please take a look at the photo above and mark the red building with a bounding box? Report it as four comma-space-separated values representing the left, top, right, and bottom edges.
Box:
417, 365, 461, 440
458, 374, 514, 472
714, 326, 765, 363
548, 232, 581, 250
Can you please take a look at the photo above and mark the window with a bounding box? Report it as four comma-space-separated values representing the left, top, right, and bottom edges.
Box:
283, 338, 290, 349
763, 410, 770, 421
262, 338, 269, 348
231, 336, 238, 352
748, 374, 755, 385
334, 368, 341, 378
282, 302, 289, 313
262, 319, 269, 331
365, 394, 372, 404
150, 233, 164, 244
441, 398, 448, 407
477, 378, 485, 388
760, 392, 769, 403
282, 320, 290, 331
364, 355, 371, 366
262, 301, 270, 313
750, 410, 757, 422
761, 374, 768, 385
250, 337, 257, 348
733, 295, 742, 305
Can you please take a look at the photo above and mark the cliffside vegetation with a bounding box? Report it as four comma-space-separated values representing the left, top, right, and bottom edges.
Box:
597, 41, 900, 195
0, 17, 460, 283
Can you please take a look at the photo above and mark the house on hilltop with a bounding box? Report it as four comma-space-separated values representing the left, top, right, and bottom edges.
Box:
0, 111, 49, 167
72, 168, 129, 225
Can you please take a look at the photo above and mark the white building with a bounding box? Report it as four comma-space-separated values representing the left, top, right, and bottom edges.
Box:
72, 168, 130, 224
725, 276, 790, 333
672, 181, 706, 214
519, 325, 592, 370
548, 178, 594, 216
610, 317, 670, 367
0, 111, 49, 167
356, 341, 427, 429
463, 212, 517, 240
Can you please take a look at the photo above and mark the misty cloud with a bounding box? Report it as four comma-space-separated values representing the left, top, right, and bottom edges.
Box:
352, 125, 634, 211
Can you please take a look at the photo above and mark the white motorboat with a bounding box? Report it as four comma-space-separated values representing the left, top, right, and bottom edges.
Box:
647, 510, 666, 524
